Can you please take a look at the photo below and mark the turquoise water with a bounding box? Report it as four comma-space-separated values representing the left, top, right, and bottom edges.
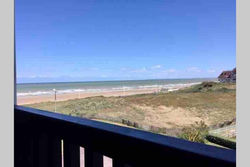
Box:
17, 78, 217, 96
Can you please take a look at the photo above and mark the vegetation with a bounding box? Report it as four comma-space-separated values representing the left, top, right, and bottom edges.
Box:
25, 82, 236, 142
178, 120, 236, 149
178, 121, 209, 143
179, 81, 236, 93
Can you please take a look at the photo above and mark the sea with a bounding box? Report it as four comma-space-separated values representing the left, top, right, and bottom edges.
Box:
17, 78, 217, 97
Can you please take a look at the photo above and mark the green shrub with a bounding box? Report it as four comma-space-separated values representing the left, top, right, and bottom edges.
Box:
178, 121, 209, 143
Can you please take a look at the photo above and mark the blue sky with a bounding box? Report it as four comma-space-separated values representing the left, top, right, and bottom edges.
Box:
16, 0, 235, 83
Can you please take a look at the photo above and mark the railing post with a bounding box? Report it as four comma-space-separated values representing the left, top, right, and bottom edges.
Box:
113, 160, 124, 167
84, 149, 103, 167
113, 159, 133, 167
63, 140, 80, 167
113, 160, 133, 167
15, 111, 35, 167
34, 133, 62, 167
14, 128, 35, 167
49, 136, 62, 167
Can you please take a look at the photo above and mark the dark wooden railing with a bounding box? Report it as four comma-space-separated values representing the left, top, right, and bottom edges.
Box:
14, 105, 236, 167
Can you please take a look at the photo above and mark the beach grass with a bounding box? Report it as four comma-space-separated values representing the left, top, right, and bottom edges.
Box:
25, 82, 236, 137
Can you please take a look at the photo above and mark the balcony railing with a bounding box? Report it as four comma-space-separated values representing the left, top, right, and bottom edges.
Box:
14, 105, 236, 167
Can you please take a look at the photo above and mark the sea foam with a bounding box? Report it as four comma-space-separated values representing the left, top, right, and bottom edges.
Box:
17, 82, 201, 97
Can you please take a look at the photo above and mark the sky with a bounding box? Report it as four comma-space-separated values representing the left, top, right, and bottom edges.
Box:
16, 0, 236, 83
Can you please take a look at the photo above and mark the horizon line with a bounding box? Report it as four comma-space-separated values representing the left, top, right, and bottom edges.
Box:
17, 77, 217, 85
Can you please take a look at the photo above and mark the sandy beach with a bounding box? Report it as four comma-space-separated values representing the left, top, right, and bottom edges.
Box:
17, 88, 160, 105
17, 82, 204, 105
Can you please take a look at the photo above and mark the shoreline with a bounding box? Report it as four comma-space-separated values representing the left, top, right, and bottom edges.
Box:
17, 88, 159, 105
17, 83, 199, 105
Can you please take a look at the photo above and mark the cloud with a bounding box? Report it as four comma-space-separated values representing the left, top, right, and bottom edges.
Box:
151, 65, 162, 69
149, 68, 177, 78
187, 67, 201, 73
207, 69, 216, 73
164, 69, 176, 73
100, 75, 108, 78
19, 75, 54, 79
131, 67, 147, 73
89, 67, 99, 71
120, 67, 128, 71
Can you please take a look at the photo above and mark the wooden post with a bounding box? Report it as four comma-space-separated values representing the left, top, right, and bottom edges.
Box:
53, 89, 57, 112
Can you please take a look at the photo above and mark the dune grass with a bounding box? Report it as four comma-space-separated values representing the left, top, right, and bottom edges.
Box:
25, 82, 236, 137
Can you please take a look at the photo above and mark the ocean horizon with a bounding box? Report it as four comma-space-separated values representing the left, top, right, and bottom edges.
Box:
17, 78, 217, 97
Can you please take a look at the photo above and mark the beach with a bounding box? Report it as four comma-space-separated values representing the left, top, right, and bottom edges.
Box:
17, 88, 159, 105
24, 82, 236, 136
17, 79, 213, 105
18, 78, 237, 138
